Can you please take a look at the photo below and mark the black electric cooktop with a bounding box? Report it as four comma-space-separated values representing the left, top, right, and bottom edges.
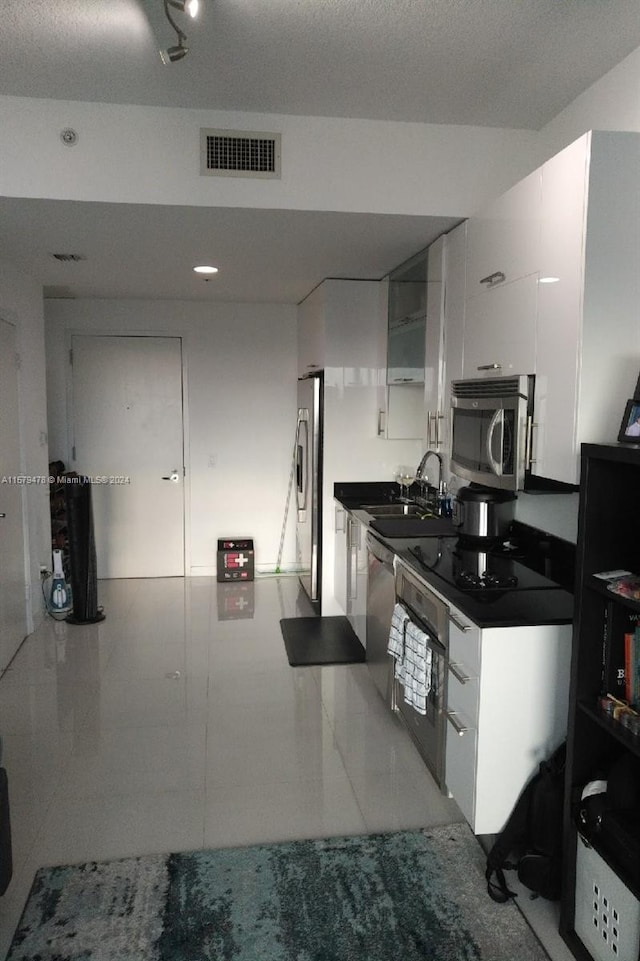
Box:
397, 534, 575, 628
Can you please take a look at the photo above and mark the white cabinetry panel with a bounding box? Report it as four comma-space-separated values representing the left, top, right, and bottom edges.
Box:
445, 619, 572, 836
534, 130, 640, 485
297, 293, 325, 377
333, 506, 348, 614
463, 273, 537, 378
443, 222, 466, 392
466, 169, 542, 292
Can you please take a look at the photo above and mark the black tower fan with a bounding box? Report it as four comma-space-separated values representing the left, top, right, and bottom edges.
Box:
64, 478, 105, 624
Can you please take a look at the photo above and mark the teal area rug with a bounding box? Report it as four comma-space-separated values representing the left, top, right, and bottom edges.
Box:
7, 825, 549, 960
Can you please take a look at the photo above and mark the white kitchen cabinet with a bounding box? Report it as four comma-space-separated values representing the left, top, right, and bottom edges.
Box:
347, 514, 367, 645
462, 273, 537, 378
443, 222, 466, 384
465, 168, 542, 294
297, 290, 326, 377
532, 130, 640, 486
332, 504, 366, 645
376, 385, 424, 440
436, 221, 467, 480
423, 235, 447, 452
445, 603, 571, 836
333, 505, 348, 614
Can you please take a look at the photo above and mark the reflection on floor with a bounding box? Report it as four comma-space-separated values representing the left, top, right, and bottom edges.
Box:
0, 576, 572, 960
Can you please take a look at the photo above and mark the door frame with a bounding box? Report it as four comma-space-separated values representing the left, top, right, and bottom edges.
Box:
0, 313, 31, 645
65, 329, 191, 577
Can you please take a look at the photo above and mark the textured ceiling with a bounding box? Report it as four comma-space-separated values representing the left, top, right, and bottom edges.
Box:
2, 0, 640, 303
3, 0, 640, 127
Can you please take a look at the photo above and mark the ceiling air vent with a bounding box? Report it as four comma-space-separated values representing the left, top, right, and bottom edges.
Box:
51, 253, 86, 262
200, 129, 281, 179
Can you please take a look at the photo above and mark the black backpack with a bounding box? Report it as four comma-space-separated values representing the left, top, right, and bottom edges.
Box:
485, 741, 566, 903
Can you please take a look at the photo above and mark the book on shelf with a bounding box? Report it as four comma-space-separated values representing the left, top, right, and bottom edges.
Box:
606, 574, 640, 601
623, 626, 640, 708
601, 608, 640, 708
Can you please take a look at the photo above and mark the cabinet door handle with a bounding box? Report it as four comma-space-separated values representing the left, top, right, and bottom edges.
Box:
449, 661, 473, 684
427, 411, 434, 446
435, 411, 444, 448
446, 711, 470, 736
377, 409, 386, 437
477, 363, 502, 371
348, 520, 358, 601
449, 612, 472, 633
525, 415, 537, 467
479, 271, 506, 287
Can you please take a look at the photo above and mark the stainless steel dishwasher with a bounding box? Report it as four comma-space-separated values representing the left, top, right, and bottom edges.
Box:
365, 531, 396, 704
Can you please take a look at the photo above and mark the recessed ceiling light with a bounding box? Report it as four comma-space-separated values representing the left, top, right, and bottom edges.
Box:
193, 265, 219, 274
539, 276, 560, 284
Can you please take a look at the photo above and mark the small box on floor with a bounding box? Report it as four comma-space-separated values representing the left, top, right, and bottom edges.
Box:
217, 538, 254, 582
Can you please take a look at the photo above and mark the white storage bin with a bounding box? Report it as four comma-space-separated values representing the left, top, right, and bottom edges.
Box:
574, 834, 640, 960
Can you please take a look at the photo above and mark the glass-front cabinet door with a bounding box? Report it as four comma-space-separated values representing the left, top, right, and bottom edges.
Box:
387, 249, 427, 384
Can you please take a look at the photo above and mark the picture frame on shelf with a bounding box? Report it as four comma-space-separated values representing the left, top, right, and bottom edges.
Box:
617, 399, 640, 443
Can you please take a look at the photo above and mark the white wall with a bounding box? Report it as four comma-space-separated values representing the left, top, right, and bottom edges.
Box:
45, 299, 299, 575
539, 45, 640, 159
0, 96, 540, 218
0, 259, 51, 630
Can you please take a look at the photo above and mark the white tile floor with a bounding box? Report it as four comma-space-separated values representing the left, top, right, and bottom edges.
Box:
0, 575, 573, 960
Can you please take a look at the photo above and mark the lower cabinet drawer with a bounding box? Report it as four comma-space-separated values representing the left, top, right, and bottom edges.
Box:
445, 707, 477, 828
447, 665, 479, 725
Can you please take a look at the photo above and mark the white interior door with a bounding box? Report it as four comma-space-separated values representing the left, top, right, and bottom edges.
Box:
71, 335, 185, 578
0, 318, 28, 670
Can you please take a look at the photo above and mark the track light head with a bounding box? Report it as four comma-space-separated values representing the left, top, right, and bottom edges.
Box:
166, 0, 199, 17
161, 40, 188, 63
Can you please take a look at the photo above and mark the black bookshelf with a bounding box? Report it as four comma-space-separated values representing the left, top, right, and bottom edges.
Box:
560, 443, 640, 961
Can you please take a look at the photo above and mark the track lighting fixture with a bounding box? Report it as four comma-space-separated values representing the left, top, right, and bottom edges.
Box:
142, 0, 200, 64
166, 0, 199, 17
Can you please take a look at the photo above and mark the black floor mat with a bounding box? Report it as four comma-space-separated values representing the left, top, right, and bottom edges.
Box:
280, 616, 366, 666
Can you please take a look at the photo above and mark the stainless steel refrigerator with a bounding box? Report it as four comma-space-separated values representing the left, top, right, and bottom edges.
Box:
296, 372, 323, 613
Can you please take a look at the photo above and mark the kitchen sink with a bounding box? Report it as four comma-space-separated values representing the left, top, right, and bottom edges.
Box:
362, 503, 427, 516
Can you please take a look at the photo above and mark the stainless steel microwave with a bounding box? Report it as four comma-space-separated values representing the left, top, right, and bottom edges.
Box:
450, 375, 534, 491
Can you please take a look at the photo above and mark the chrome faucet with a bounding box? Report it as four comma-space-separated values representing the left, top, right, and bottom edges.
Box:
415, 450, 443, 504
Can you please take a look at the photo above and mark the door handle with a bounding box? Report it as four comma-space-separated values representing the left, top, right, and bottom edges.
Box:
435, 411, 444, 448
486, 409, 504, 476
162, 471, 180, 482
0, 513, 5, 518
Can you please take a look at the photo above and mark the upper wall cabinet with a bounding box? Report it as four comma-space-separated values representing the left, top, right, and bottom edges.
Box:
297, 291, 326, 377
423, 235, 447, 450
462, 170, 541, 382
465, 169, 542, 293
463, 274, 537, 378
533, 130, 640, 485
387, 249, 427, 384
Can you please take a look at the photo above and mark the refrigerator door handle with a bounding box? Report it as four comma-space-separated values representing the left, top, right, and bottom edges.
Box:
296, 409, 309, 518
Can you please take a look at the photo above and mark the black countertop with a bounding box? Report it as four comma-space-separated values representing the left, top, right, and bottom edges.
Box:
334, 481, 575, 629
